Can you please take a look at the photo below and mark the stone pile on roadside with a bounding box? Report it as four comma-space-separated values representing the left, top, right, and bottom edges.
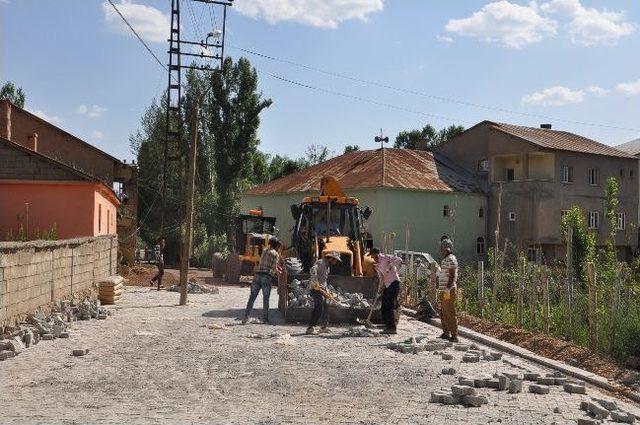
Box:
578, 398, 636, 423
169, 279, 219, 294
0, 297, 109, 362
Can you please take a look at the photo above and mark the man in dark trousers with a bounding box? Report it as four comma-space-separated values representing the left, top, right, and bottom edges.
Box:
371, 247, 403, 334
242, 238, 281, 324
150, 238, 165, 290
306, 251, 342, 335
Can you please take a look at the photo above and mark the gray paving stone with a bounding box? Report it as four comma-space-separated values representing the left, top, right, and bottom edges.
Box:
529, 384, 550, 394
577, 419, 599, 425
72, 348, 89, 357
462, 354, 480, 363
508, 379, 523, 393
524, 372, 540, 381
454, 344, 470, 351
563, 383, 586, 394
0, 350, 16, 360
441, 353, 453, 360
537, 377, 556, 385
611, 411, 636, 423
461, 394, 488, 407
441, 367, 456, 375
451, 385, 475, 397
580, 401, 610, 420
592, 397, 618, 411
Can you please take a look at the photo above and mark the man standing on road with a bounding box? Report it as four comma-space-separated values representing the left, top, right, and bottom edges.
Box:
150, 238, 165, 290
306, 251, 342, 335
370, 247, 403, 335
430, 238, 459, 342
242, 238, 282, 325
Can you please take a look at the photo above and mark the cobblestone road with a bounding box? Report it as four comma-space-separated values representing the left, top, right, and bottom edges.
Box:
1, 285, 638, 424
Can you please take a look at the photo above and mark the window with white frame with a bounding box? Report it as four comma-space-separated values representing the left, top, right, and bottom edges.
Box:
561, 165, 574, 183
588, 168, 600, 186
443, 205, 450, 217
617, 213, 626, 230
476, 237, 485, 255
508, 212, 516, 221
588, 211, 600, 229
477, 159, 489, 172
479, 207, 484, 218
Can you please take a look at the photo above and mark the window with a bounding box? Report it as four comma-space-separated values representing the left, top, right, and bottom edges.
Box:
505, 168, 515, 181
617, 213, 626, 231
443, 205, 450, 217
527, 247, 538, 263
588, 168, 600, 186
508, 212, 516, 221
476, 237, 485, 255
588, 211, 599, 229
98, 204, 102, 232
479, 207, 484, 218
477, 159, 489, 172
620, 169, 625, 178
561, 166, 574, 183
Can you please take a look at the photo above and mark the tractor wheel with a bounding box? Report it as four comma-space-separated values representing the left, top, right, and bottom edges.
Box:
212, 252, 225, 278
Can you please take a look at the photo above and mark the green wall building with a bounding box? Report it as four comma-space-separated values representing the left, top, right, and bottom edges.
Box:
240, 149, 487, 265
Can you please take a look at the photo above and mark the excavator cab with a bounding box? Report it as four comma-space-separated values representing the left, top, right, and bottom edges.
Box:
290, 177, 374, 276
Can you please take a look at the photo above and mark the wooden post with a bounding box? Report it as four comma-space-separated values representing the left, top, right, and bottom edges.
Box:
609, 263, 623, 354
587, 262, 597, 350
517, 257, 525, 327
478, 260, 485, 318
529, 266, 537, 332
565, 226, 574, 339
179, 103, 198, 306
542, 271, 550, 334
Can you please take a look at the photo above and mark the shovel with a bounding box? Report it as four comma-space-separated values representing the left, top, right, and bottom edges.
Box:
357, 289, 382, 329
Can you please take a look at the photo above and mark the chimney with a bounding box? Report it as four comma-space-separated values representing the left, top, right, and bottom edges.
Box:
0, 101, 11, 140
26, 132, 38, 152
540, 124, 552, 130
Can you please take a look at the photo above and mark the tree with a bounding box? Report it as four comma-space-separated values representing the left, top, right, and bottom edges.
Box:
344, 145, 360, 154
204, 57, 272, 246
394, 124, 464, 150
1, 81, 26, 108
303, 144, 333, 166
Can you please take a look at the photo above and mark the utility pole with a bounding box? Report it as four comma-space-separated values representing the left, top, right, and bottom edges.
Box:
374, 129, 389, 149
159, 0, 232, 305
179, 104, 198, 305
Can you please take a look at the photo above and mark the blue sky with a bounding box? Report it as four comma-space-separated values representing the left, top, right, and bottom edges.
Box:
1, 0, 639, 162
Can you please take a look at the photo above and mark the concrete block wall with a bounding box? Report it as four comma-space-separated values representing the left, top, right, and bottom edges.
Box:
0, 235, 117, 325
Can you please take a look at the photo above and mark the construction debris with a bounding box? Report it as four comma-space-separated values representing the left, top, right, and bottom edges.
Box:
169, 279, 219, 294
342, 325, 382, 337
288, 279, 374, 309
0, 297, 109, 362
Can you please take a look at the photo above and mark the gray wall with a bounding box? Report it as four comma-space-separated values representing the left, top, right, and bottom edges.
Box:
0, 141, 85, 181
0, 235, 117, 325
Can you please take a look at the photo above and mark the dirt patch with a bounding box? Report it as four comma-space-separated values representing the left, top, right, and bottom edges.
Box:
118, 264, 179, 287
458, 313, 640, 388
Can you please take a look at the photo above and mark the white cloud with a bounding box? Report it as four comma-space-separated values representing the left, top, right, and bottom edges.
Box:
541, 0, 635, 46
76, 104, 107, 119
436, 34, 454, 44
616, 79, 640, 97
522, 86, 585, 106
28, 109, 61, 124
101, 0, 170, 43
91, 130, 105, 141
233, 0, 383, 29
444, 1, 557, 49
586, 85, 609, 97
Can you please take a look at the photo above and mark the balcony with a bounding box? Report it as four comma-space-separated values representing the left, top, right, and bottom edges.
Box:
491, 152, 555, 182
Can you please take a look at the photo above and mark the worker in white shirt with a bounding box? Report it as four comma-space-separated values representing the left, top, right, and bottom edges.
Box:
430, 238, 459, 342
370, 247, 403, 334
306, 251, 342, 335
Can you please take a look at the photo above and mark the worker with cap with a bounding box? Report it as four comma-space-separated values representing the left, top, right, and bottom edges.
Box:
370, 247, 403, 334
306, 251, 342, 335
242, 238, 282, 325
430, 237, 459, 342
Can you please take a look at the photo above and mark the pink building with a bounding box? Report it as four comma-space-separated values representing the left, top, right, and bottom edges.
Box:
0, 137, 120, 240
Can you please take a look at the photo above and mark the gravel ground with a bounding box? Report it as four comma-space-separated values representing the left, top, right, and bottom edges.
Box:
1, 284, 639, 424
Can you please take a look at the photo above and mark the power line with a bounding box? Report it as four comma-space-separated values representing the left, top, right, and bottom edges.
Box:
266, 72, 474, 125
106, 0, 170, 76
232, 45, 640, 133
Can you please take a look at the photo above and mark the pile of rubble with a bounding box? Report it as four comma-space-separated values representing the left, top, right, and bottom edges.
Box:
341, 325, 383, 337
0, 297, 109, 362
169, 279, 219, 294
288, 279, 374, 309
579, 398, 636, 423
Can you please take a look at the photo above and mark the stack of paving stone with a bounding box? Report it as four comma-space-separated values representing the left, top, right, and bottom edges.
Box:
430, 381, 489, 407
98, 276, 125, 305
387, 337, 451, 354
578, 398, 636, 423
0, 297, 109, 362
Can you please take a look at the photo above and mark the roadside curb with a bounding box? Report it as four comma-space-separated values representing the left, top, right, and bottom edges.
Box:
401, 308, 640, 405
